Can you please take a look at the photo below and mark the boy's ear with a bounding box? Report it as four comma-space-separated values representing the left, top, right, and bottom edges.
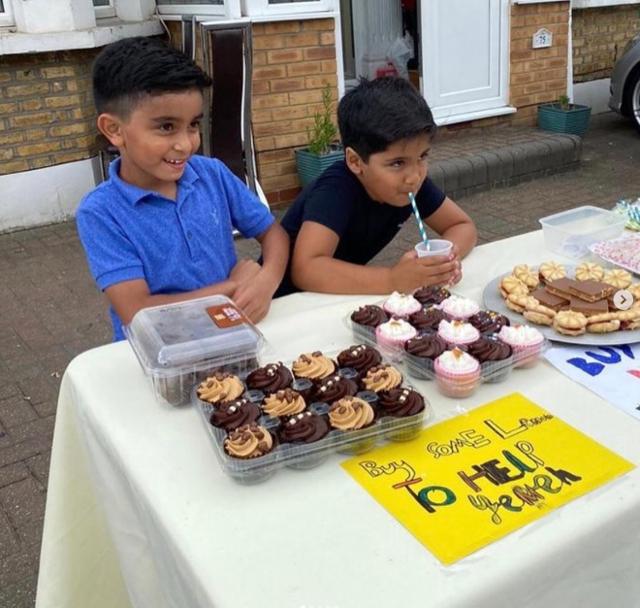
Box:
344, 146, 365, 175
96, 113, 124, 147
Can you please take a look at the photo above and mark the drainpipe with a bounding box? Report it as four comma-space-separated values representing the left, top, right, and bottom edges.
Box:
567, 1, 574, 102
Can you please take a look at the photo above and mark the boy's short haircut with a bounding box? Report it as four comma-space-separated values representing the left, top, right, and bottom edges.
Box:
92, 36, 212, 117
337, 77, 437, 161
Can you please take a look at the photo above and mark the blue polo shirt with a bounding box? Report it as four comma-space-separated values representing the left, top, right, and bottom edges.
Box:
76, 155, 274, 341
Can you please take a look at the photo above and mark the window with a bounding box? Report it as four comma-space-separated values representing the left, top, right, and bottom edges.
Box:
0, 0, 15, 27
242, 0, 336, 17
93, 0, 116, 19
156, 0, 235, 16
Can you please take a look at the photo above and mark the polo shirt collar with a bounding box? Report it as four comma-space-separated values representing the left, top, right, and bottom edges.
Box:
108, 157, 199, 206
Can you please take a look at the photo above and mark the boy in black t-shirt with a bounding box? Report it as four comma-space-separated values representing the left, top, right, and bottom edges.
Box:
278, 77, 477, 297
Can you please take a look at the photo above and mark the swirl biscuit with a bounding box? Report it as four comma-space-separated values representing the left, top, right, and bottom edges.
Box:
506, 293, 538, 313
513, 264, 539, 289
603, 268, 633, 289
523, 302, 556, 326
499, 275, 528, 299
552, 310, 588, 336
587, 320, 621, 334
575, 262, 605, 282
538, 261, 566, 284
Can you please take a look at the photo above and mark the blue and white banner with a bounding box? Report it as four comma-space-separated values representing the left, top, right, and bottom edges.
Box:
545, 343, 640, 421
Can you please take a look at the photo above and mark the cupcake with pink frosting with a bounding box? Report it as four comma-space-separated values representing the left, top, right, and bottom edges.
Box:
440, 295, 480, 320
382, 291, 422, 319
375, 318, 418, 353
434, 348, 481, 398
437, 319, 480, 347
497, 324, 545, 368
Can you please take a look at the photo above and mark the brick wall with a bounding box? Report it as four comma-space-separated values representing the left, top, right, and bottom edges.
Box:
0, 50, 100, 176
508, 1, 570, 127
252, 19, 337, 206
572, 5, 640, 83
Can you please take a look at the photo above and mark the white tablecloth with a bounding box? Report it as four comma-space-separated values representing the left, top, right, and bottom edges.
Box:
36, 231, 640, 608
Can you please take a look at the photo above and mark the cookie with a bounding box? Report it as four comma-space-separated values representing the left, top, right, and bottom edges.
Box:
512, 264, 539, 289
552, 310, 588, 336
500, 275, 528, 299
587, 320, 621, 334
522, 302, 556, 326
538, 261, 566, 284
575, 262, 605, 282
603, 268, 633, 289
506, 293, 538, 314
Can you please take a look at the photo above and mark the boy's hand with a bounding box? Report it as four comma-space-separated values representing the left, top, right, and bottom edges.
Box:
230, 259, 261, 285
390, 250, 458, 292
232, 268, 278, 323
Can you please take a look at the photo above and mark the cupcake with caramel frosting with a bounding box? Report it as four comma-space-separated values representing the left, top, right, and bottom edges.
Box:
329, 396, 375, 431
361, 364, 403, 392
262, 388, 306, 418
197, 372, 244, 404
292, 351, 336, 383
224, 424, 275, 459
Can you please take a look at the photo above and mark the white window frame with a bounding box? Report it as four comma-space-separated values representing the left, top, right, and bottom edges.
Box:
94, 0, 117, 19
572, 0, 640, 7
156, 0, 241, 16
242, 0, 336, 18
0, 0, 15, 27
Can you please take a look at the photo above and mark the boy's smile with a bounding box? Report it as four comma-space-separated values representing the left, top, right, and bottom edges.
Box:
103, 89, 204, 199
347, 134, 431, 207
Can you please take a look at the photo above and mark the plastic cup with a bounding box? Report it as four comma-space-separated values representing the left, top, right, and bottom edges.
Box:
414, 239, 453, 258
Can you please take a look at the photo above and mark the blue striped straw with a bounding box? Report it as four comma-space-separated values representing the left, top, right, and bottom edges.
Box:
408, 192, 429, 248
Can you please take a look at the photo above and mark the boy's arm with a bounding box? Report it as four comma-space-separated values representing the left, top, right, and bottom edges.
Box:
425, 197, 477, 259
291, 221, 457, 294
232, 222, 289, 321
105, 277, 238, 327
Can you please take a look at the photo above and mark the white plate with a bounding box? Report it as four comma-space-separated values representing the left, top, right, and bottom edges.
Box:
482, 268, 640, 346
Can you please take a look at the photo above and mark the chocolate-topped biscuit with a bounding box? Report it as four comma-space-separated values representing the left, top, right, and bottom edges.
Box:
567, 280, 615, 303
530, 287, 569, 312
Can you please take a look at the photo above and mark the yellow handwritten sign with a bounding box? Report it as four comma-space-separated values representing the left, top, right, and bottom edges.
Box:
342, 393, 634, 565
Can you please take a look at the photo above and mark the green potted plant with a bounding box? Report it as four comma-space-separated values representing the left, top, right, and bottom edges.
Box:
295, 84, 344, 186
537, 95, 591, 137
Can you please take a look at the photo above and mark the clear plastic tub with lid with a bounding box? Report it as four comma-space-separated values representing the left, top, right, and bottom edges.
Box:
125, 295, 265, 406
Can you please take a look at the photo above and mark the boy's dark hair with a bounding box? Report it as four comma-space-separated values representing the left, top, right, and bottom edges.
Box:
92, 36, 212, 116
337, 77, 436, 161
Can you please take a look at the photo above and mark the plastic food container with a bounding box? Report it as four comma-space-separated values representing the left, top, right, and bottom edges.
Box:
192, 347, 431, 484
539, 206, 626, 259
125, 295, 265, 406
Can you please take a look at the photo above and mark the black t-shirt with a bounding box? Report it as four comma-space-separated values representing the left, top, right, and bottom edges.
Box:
277, 160, 446, 296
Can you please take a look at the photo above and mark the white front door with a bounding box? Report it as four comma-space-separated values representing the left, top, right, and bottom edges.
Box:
421, 0, 510, 125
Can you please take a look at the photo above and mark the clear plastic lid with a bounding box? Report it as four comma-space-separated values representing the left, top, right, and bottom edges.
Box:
125, 295, 264, 376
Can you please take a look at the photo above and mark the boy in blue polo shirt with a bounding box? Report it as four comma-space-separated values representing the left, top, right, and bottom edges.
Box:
76, 37, 288, 340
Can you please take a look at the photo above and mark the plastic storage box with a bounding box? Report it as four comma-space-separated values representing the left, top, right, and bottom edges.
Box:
539, 206, 626, 259
125, 295, 264, 406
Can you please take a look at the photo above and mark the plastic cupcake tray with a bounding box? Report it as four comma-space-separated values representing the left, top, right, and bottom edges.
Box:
192, 347, 431, 484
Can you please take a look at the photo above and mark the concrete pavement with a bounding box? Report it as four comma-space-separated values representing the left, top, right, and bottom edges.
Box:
1, 111, 640, 607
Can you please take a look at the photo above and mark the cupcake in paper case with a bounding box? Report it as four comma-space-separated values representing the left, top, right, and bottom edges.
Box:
497, 324, 544, 368
382, 291, 422, 319
197, 372, 245, 405
292, 351, 336, 383
329, 396, 377, 454
404, 332, 448, 379
361, 364, 403, 393
209, 397, 262, 432
437, 319, 480, 347
409, 306, 446, 332
440, 295, 481, 320
375, 318, 417, 353
245, 362, 293, 395
468, 310, 510, 334
262, 388, 306, 418
378, 387, 426, 442
314, 374, 358, 403
466, 336, 514, 383
278, 411, 332, 470
337, 344, 382, 377
224, 423, 276, 460
350, 305, 388, 340
413, 285, 450, 306
434, 348, 481, 398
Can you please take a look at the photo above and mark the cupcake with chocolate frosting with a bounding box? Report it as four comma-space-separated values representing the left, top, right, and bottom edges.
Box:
278, 410, 333, 469
378, 387, 427, 441
314, 374, 358, 403
466, 336, 513, 383
468, 310, 510, 335
404, 333, 447, 379
350, 305, 388, 339
245, 362, 293, 394
409, 306, 446, 332
336, 344, 382, 377
413, 285, 450, 306
209, 397, 261, 432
